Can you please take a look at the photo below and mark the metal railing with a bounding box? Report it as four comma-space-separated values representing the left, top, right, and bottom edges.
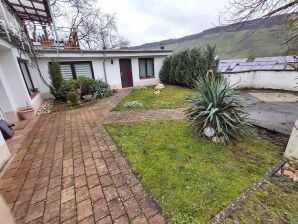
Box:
0, 0, 31, 50
31, 26, 80, 50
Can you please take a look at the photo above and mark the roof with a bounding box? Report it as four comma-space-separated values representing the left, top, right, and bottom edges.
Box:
2, 0, 52, 23
35, 49, 173, 58
219, 55, 298, 73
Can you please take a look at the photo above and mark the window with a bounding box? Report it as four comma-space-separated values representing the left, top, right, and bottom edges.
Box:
51, 61, 94, 80
138, 58, 154, 78
18, 59, 36, 96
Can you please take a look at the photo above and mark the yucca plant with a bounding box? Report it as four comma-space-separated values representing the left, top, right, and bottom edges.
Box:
185, 77, 253, 143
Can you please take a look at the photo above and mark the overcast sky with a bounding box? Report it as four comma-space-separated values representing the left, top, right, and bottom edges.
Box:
98, 0, 229, 46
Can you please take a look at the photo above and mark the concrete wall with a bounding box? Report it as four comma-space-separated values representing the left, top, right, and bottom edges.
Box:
0, 132, 11, 170
35, 55, 167, 91
224, 70, 298, 91
0, 43, 44, 122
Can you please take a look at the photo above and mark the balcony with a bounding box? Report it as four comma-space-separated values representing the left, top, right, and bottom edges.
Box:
32, 27, 80, 50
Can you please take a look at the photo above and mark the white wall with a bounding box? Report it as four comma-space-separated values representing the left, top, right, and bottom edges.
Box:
224, 70, 298, 91
0, 132, 11, 170
35, 55, 168, 90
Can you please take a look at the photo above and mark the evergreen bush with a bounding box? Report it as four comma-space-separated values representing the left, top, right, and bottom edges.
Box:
67, 91, 79, 105
49, 60, 63, 98
159, 45, 220, 87
58, 80, 77, 100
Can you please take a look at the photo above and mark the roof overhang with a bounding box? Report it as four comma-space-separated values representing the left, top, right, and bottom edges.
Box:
35, 49, 173, 58
2, 0, 52, 24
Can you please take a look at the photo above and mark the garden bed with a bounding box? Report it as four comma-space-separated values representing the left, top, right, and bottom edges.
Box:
105, 120, 284, 223
114, 85, 195, 111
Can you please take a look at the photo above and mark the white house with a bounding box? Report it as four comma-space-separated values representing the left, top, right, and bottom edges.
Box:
34, 49, 172, 91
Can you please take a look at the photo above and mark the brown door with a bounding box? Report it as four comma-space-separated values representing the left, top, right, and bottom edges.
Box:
119, 59, 133, 88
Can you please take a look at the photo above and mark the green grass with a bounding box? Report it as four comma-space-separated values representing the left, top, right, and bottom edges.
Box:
105, 120, 283, 223
223, 178, 298, 224
114, 85, 195, 111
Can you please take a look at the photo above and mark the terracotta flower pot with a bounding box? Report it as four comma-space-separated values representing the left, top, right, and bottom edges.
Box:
17, 107, 35, 120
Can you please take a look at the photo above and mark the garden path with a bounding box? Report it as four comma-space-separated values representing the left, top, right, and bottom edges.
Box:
0, 89, 165, 224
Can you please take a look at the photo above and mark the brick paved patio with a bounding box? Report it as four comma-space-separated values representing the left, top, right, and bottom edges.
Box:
0, 90, 165, 223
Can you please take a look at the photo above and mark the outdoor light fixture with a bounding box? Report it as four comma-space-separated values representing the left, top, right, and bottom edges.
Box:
111, 59, 113, 64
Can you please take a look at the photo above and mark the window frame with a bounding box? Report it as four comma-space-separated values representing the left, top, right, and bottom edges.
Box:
18, 58, 36, 96
50, 61, 95, 80
138, 58, 155, 79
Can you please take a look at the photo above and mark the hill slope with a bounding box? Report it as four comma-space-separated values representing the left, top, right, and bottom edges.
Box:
131, 14, 296, 59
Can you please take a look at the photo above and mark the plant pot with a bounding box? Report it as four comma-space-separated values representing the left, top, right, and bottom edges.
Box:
17, 107, 35, 120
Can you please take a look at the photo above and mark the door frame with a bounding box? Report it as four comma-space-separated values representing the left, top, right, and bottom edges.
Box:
119, 59, 133, 88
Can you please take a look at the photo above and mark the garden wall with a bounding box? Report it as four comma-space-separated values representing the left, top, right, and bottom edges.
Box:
224, 70, 298, 91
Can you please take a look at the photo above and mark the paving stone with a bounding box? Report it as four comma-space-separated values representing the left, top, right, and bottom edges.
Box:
148, 214, 166, 224
93, 199, 109, 221
132, 214, 148, 224
114, 215, 130, 224
140, 197, 159, 219
75, 175, 87, 188
108, 198, 125, 219
123, 197, 142, 220
103, 186, 118, 202
61, 199, 76, 222
31, 187, 47, 204
63, 175, 74, 189
12, 201, 30, 221
25, 200, 45, 222
117, 184, 134, 201
76, 186, 90, 203
79, 216, 95, 224
100, 174, 113, 187
61, 186, 75, 203
96, 216, 112, 224
43, 200, 60, 222
49, 175, 62, 189
89, 185, 104, 202
77, 199, 93, 221
87, 175, 100, 188
47, 185, 61, 203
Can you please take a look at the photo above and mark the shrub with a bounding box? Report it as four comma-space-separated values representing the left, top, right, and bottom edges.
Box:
67, 91, 79, 105
76, 76, 96, 96
58, 80, 77, 100
185, 77, 253, 143
90, 80, 113, 98
49, 60, 63, 98
159, 45, 220, 87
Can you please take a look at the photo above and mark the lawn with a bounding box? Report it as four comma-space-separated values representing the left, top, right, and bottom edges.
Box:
114, 85, 195, 111
223, 178, 298, 223
105, 120, 283, 223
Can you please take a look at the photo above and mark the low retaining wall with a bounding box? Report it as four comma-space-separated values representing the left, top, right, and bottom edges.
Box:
224, 70, 298, 91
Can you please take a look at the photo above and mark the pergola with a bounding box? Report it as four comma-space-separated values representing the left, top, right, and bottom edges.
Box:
2, 0, 52, 24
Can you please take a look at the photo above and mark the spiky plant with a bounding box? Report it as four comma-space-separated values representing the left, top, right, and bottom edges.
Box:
185, 77, 253, 143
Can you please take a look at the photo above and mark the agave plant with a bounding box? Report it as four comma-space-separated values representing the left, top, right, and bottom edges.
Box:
185, 77, 253, 143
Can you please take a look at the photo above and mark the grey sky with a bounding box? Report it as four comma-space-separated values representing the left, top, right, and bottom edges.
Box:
98, 0, 229, 46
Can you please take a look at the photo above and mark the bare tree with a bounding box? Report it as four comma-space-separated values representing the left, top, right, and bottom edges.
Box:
221, 0, 298, 63
49, 0, 129, 50
221, 0, 298, 23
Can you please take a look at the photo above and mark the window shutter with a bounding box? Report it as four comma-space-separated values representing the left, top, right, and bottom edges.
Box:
74, 63, 93, 79
60, 64, 73, 80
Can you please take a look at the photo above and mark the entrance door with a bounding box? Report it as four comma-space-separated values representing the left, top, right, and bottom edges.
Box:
119, 59, 133, 88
